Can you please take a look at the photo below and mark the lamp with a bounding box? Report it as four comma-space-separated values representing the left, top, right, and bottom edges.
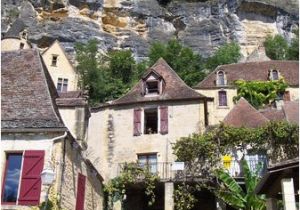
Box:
41, 168, 55, 185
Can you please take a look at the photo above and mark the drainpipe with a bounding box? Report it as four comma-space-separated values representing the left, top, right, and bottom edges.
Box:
47, 132, 67, 204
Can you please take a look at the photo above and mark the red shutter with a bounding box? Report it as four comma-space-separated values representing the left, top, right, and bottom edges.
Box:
133, 108, 142, 136
75, 173, 86, 210
160, 106, 168, 134
18, 150, 44, 205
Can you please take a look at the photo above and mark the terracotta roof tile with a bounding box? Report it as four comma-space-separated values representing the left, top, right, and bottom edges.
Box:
1, 49, 65, 130
223, 98, 269, 128
195, 61, 299, 89
259, 108, 285, 121
282, 101, 299, 124
111, 58, 208, 106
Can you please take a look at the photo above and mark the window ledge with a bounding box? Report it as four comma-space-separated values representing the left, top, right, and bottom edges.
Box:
1, 205, 21, 209
217, 106, 229, 109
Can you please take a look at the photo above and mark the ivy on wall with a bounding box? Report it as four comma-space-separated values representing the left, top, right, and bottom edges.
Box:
233, 79, 288, 108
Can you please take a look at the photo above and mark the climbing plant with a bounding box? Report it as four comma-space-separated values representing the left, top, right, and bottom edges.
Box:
104, 162, 159, 209
174, 183, 197, 210
233, 79, 288, 108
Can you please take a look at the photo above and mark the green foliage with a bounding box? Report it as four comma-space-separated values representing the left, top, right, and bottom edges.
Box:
75, 39, 148, 105
264, 35, 289, 60
287, 29, 299, 60
215, 160, 266, 210
174, 184, 197, 210
233, 79, 288, 108
205, 42, 241, 70
104, 163, 159, 209
148, 39, 206, 86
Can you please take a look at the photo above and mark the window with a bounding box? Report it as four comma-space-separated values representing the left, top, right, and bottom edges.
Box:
57, 78, 68, 93
144, 108, 158, 134
138, 154, 157, 173
146, 80, 159, 95
19, 43, 24, 49
2, 151, 44, 205
21, 31, 27, 39
51, 55, 58, 66
2, 154, 22, 204
271, 70, 279, 80
217, 71, 225, 86
133, 106, 168, 136
218, 90, 227, 106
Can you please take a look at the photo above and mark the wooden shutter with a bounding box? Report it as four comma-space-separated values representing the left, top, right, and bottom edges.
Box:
160, 106, 168, 134
75, 173, 86, 210
133, 108, 142, 136
18, 150, 44, 205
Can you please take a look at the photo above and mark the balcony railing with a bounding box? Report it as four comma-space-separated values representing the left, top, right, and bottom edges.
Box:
117, 159, 268, 182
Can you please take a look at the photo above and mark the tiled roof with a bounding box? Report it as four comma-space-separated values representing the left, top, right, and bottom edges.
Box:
56, 91, 88, 107
3, 18, 26, 39
195, 61, 299, 89
111, 58, 208, 106
282, 101, 299, 124
1, 49, 66, 131
259, 108, 285, 122
223, 98, 269, 128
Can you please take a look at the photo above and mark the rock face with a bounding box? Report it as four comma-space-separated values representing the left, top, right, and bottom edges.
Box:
1, 0, 298, 59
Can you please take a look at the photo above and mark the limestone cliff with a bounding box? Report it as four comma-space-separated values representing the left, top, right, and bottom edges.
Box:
1, 0, 298, 59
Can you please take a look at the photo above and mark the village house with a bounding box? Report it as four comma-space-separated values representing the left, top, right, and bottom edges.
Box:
1, 49, 103, 210
42, 40, 79, 93
1, 19, 31, 52
194, 60, 299, 125
87, 58, 215, 210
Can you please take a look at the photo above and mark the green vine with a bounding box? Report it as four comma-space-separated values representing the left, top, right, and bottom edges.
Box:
233, 78, 288, 108
104, 162, 159, 209
174, 183, 197, 210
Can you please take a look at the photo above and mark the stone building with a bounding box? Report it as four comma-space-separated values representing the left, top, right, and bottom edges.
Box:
194, 60, 299, 125
1, 19, 31, 52
87, 58, 215, 210
1, 49, 103, 210
42, 40, 79, 92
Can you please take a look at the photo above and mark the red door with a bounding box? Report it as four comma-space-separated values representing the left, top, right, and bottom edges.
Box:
75, 173, 86, 210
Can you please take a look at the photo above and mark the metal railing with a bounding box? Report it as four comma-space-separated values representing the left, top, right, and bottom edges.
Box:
117, 159, 268, 181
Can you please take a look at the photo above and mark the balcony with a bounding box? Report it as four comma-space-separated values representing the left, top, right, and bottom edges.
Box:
117, 158, 268, 182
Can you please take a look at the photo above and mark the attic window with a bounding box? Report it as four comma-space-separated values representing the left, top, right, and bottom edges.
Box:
146, 80, 159, 95
217, 71, 226, 86
21, 31, 27, 39
271, 70, 279, 80
51, 55, 58, 66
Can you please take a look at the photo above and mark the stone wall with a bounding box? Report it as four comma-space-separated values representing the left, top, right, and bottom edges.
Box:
59, 138, 104, 210
1, 38, 31, 52
88, 100, 206, 181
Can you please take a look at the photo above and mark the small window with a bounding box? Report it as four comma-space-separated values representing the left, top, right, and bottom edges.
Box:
217, 71, 225, 86
21, 31, 27, 39
271, 70, 279, 80
51, 55, 58, 66
146, 80, 159, 95
57, 78, 68, 93
2, 154, 23, 204
138, 154, 157, 173
144, 108, 158, 134
19, 43, 25, 49
218, 90, 227, 106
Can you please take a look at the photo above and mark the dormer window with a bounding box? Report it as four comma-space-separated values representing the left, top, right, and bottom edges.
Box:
21, 31, 27, 39
217, 71, 226, 86
271, 69, 279, 80
146, 80, 159, 95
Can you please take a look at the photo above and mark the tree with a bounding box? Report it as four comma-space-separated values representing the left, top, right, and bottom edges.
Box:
148, 39, 206, 86
264, 35, 288, 60
205, 42, 241, 70
215, 160, 266, 210
287, 29, 299, 60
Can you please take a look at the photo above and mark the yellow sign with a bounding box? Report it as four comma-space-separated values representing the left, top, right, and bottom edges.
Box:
222, 155, 232, 169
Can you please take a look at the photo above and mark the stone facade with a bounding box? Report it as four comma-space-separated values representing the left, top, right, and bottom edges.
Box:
42, 40, 79, 92
1, 38, 31, 51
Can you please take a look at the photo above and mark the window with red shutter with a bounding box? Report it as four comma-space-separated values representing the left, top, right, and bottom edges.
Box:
133, 108, 142, 136
218, 91, 227, 106
18, 150, 44, 205
75, 173, 86, 210
160, 106, 168, 134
